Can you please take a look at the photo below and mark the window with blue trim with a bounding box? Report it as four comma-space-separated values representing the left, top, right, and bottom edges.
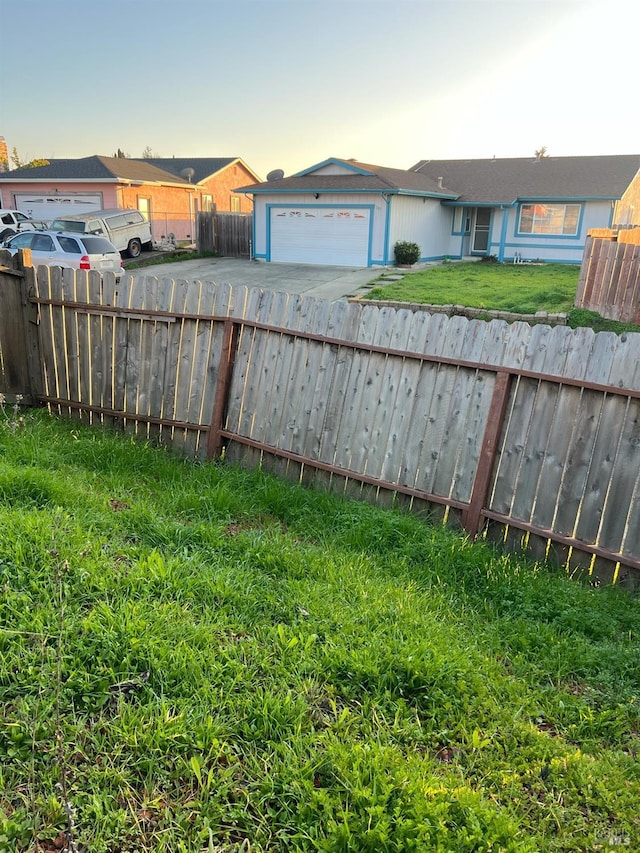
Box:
518, 203, 581, 235
452, 208, 471, 235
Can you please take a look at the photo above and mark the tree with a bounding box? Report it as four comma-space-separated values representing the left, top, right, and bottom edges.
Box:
10, 147, 50, 169
113, 148, 128, 159
141, 146, 161, 158
534, 146, 548, 159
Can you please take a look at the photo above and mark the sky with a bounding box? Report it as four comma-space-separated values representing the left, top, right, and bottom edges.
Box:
1, 0, 638, 180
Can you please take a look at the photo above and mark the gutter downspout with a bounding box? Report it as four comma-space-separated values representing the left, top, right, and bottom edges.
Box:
498, 204, 511, 262
382, 193, 392, 266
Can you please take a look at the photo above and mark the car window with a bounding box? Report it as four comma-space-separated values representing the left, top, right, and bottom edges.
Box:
1, 213, 13, 224
7, 232, 35, 248
15, 212, 30, 222
51, 220, 84, 232
87, 220, 104, 234
57, 236, 82, 254
80, 236, 118, 253
32, 234, 55, 252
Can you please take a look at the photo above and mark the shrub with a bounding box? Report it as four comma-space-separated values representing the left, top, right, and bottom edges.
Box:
394, 241, 421, 266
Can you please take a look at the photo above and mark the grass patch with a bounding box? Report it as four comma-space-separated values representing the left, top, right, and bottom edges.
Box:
124, 250, 218, 270
364, 262, 640, 334
1, 411, 639, 852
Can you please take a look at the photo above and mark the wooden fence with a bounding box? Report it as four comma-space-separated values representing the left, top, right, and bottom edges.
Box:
196, 211, 252, 257
2, 252, 640, 589
575, 228, 640, 324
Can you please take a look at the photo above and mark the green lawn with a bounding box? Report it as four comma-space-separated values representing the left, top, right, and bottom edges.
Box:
364, 262, 640, 334
1, 411, 639, 852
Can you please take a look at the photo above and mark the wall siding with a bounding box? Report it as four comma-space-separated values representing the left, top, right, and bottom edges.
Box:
388, 196, 451, 262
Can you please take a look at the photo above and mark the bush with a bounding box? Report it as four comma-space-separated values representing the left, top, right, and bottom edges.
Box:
394, 241, 421, 266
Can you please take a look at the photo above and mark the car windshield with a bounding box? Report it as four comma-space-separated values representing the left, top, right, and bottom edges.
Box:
50, 220, 85, 232
79, 236, 118, 254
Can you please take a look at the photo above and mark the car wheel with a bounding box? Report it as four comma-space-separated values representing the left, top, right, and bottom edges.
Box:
127, 238, 142, 259
0, 228, 16, 242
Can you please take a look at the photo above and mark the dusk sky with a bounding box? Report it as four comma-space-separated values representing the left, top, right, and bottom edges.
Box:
2, 0, 637, 179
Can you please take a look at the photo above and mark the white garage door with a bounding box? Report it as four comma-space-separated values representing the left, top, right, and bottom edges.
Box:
15, 193, 103, 223
270, 207, 370, 266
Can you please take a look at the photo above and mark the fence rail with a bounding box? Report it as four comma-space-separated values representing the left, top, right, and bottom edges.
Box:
575, 229, 640, 324
2, 252, 640, 589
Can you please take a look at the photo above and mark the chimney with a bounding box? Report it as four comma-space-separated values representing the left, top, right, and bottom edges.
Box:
437, 176, 444, 189
0, 137, 8, 171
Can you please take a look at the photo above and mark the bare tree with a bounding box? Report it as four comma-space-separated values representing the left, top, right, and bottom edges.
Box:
534, 146, 548, 159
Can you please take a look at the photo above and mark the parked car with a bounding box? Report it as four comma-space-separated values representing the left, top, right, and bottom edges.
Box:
49, 208, 153, 258
1, 230, 125, 281
0, 209, 48, 241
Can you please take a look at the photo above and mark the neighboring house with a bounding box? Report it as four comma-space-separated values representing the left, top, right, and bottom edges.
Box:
413, 154, 640, 264
236, 154, 640, 267
0, 155, 261, 243
612, 163, 640, 227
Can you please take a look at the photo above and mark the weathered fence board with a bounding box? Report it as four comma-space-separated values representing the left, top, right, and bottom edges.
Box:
196, 212, 252, 257
576, 233, 640, 324
3, 257, 640, 586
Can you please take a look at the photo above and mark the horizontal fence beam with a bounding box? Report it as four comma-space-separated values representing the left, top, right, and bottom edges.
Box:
482, 509, 640, 573
217, 430, 469, 512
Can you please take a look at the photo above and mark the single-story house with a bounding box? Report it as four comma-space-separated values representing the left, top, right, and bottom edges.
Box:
235, 154, 640, 267
0, 155, 261, 242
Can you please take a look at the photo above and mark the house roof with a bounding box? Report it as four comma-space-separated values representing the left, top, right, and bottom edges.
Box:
411, 155, 640, 203
234, 157, 458, 198
0, 155, 190, 184
0, 155, 261, 186
136, 157, 261, 184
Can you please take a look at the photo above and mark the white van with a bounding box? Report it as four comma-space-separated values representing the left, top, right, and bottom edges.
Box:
49, 208, 153, 258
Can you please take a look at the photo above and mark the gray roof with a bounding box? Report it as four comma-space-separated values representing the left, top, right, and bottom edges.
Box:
0, 155, 188, 184
411, 155, 640, 203
235, 158, 457, 197
134, 157, 241, 184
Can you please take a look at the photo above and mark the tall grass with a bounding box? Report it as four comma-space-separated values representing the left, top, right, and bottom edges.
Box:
1, 411, 638, 852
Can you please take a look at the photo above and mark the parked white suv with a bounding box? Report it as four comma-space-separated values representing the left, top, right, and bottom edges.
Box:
0, 209, 48, 241
49, 208, 153, 258
2, 230, 125, 281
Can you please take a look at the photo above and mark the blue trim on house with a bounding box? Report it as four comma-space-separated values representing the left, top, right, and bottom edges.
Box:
293, 158, 374, 178
247, 187, 390, 195
265, 202, 375, 265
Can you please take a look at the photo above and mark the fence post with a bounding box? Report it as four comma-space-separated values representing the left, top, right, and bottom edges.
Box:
206, 318, 240, 459
0, 249, 43, 406
462, 370, 512, 538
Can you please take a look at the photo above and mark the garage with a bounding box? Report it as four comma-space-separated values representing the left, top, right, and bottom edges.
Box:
14, 193, 103, 223
269, 206, 371, 266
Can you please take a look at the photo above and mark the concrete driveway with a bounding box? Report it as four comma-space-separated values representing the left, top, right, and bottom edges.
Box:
126, 257, 380, 301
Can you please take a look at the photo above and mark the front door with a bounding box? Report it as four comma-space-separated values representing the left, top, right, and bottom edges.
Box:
472, 208, 492, 254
